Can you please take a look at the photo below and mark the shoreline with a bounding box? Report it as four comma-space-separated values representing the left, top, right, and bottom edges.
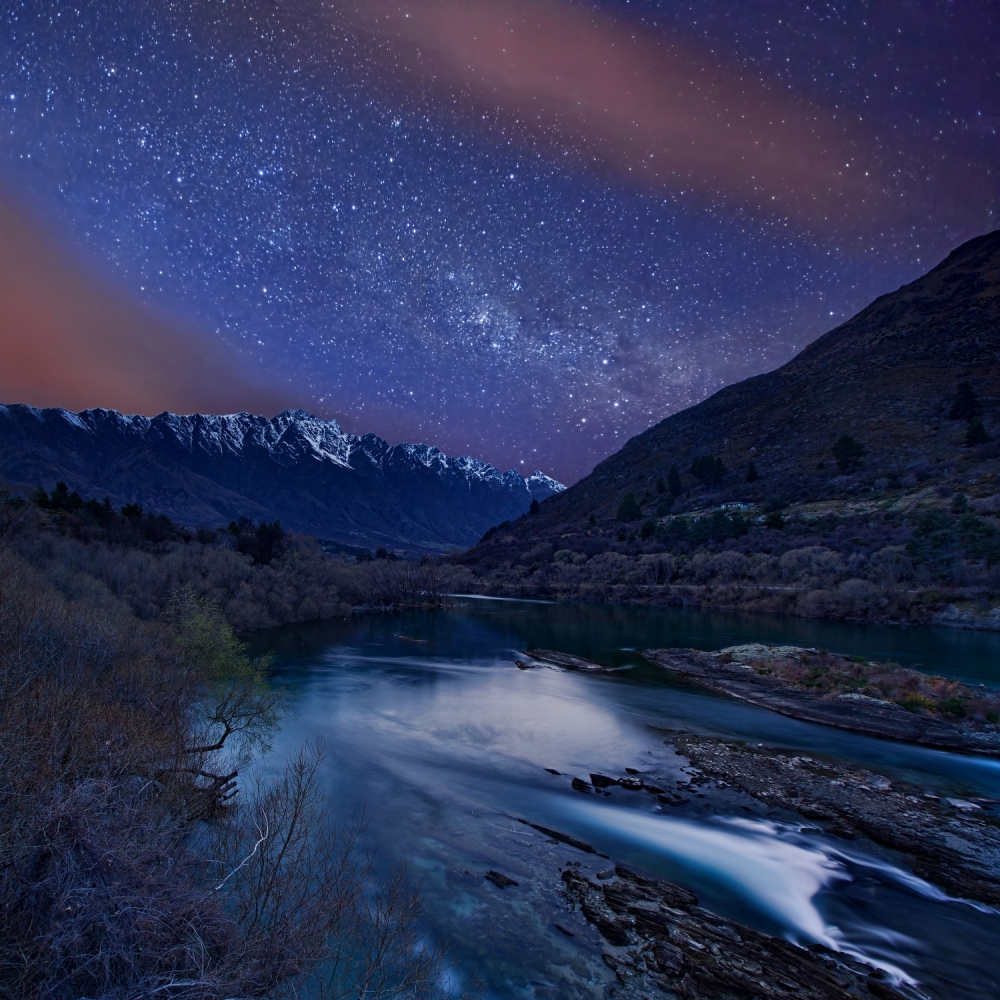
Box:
456, 586, 1000, 633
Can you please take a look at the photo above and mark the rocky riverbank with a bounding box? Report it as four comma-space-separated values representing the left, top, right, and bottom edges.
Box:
643, 645, 1000, 755
561, 864, 902, 999
666, 731, 1000, 907
532, 727, 1000, 997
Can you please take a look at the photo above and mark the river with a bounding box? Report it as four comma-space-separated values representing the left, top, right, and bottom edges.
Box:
248, 600, 1000, 999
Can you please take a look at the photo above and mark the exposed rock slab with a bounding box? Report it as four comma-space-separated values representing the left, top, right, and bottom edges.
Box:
643, 646, 1000, 756
670, 731, 1000, 907
562, 864, 901, 998
524, 648, 613, 671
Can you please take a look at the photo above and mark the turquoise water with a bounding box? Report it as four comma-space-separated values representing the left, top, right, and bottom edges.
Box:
251, 601, 1000, 999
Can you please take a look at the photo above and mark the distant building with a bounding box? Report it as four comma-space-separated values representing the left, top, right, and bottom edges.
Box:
720, 502, 753, 511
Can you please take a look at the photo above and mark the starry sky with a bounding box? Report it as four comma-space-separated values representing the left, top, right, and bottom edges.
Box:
0, 1, 996, 484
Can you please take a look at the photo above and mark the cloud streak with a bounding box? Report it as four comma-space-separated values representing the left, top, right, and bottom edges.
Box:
0, 196, 295, 418
341, 0, 879, 226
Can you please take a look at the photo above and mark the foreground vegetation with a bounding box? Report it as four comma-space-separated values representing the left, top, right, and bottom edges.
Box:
0, 489, 463, 999
14, 482, 466, 629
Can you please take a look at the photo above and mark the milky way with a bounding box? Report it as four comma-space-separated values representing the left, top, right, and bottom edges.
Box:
0, 1, 995, 482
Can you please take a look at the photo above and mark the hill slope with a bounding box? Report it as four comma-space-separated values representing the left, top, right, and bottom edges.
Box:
0, 406, 563, 551
514, 229, 1000, 532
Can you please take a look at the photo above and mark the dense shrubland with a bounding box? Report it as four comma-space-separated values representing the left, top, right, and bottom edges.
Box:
453, 490, 1000, 625
14, 484, 463, 631
0, 490, 464, 999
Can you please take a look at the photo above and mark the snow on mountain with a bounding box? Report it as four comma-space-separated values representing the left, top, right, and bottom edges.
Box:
525, 470, 567, 501
0, 405, 565, 551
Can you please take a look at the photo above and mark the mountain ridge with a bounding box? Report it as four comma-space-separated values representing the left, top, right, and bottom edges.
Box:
0, 404, 564, 551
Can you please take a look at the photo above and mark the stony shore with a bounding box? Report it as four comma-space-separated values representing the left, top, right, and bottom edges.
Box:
642, 645, 1000, 756
539, 729, 1000, 998
561, 864, 902, 1000
665, 731, 1000, 907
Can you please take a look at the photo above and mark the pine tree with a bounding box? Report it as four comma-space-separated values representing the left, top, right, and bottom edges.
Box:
656, 477, 665, 495
656, 496, 674, 517
949, 382, 982, 421
966, 420, 991, 446
746, 460, 758, 483
616, 492, 642, 522
529, 498, 540, 516
667, 464, 682, 496
832, 435, 866, 473
690, 455, 726, 486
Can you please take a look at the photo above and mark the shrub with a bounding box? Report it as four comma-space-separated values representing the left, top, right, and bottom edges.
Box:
230, 518, 285, 565
898, 693, 937, 713
640, 519, 656, 540
655, 496, 675, 517
832, 435, 866, 473
479, 519, 511, 544
939, 696, 966, 718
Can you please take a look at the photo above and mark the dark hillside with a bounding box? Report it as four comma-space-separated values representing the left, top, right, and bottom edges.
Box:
491, 230, 1000, 531
453, 232, 1000, 628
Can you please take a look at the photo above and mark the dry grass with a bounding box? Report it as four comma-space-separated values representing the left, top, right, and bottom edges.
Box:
719, 645, 1000, 723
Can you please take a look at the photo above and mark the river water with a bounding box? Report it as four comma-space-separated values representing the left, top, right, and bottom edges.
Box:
250, 600, 1000, 999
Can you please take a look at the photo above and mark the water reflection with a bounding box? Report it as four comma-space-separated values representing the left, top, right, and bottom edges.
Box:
254, 601, 1000, 999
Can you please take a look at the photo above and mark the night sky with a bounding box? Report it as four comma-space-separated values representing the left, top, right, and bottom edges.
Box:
0, 1, 996, 484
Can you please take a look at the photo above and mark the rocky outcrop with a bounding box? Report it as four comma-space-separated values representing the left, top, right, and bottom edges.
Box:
561, 864, 901, 998
671, 732, 1000, 907
521, 649, 615, 671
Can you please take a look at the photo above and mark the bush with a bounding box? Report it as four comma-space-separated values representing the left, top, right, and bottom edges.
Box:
655, 496, 675, 517
229, 518, 285, 566
832, 435, 866, 473
640, 519, 656, 540
0, 514, 460, 999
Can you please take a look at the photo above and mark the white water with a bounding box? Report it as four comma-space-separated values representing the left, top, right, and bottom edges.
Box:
563, 802, 926, 984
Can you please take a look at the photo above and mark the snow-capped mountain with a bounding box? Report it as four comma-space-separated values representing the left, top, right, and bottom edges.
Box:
0, 405, 565, 550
